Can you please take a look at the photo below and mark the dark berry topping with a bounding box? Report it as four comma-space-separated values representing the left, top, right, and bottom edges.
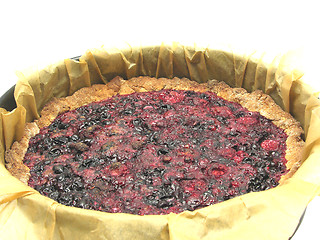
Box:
24, 89, 288, 215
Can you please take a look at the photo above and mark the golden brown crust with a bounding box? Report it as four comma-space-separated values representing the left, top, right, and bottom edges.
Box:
5, 76, 304, 185
5, 122, 40, 184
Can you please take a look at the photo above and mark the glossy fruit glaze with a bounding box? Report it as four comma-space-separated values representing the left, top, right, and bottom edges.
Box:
24, 89, 288, 215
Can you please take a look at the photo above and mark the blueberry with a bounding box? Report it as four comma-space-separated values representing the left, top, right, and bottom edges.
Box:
145, 195, 159, 206
134, 126, 144, 132
200, 146, 208, 152
251, 143, 260, 150
58, 193, 73, 205
44, 160, 51, 165
41, 186, 55, 195
43, 138, 53, 147
77, 198, 91, 209
83, 138, 93, 146
159, 104, 172, 110
70, 135, 79, 141
247, 177, 265, 192
235, 111, 246, 118
132, 118, 143, 126
185, 91, 196, 97
257, 170, 269, 180
158, 104, 172, 113
216, 116, 228, 124
157, 199, 173, 208
254, 161, 266, 169
223, 195, 231, 201
53, 137, 68, 145
31, 164, 44, 174
192, 122, 202, 130
97, 158, 106, 165
71, 179, 84, 191
48, 121, 59, 131
58, 122, 69, 130
100, 111, 111, 120
53, 165, 64, 174
229, 131, 239, 137
56, 174, 65, 182
27, 145, 38, 153
80, 158, 94, 168
49, 147, 62, 156
157, 148, 169, 155
95, 106, 105, 113
260, 183, 269, 191
158, 187, 174, 200
186, 197, 201, 210
151, 168, 165, 177
75, 196, 88, 208
199, 93, 209, 100
214, 99, 224, 107
271, 151, 280, 158
268, 161, 276, 167
121, 108, 135, 115
242, 157, 253, 164
48, 192, 60, 201
149, 132, 159, 142
81, 107, 91, 115
238, 145, 248, 151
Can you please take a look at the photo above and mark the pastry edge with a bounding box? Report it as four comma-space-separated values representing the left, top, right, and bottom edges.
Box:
5, 76, 305, 186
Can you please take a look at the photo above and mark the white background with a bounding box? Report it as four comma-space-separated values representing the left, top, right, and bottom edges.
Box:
0, 1, 319, 239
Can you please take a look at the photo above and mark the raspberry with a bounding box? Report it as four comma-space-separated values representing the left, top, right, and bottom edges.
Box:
237, 116, 258, 125
159, 91, 185, 103
233, 151, 248, 163
261, 140, 279, 151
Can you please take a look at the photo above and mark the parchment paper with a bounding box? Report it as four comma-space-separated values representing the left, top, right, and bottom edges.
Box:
0, 43, 319, 240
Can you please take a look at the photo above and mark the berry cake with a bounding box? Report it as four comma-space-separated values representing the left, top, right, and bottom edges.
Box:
5, 76, 304, 215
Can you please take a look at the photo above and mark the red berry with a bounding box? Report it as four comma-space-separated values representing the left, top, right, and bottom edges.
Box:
237, 116, 258, 125
261, 140, 279, 151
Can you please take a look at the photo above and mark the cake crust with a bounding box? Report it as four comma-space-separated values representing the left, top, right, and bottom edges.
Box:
5, 76, 304, 185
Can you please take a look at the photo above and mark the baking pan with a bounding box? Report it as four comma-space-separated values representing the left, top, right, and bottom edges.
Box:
0, 57, 307, 239
0, 85, 16, 111
0, 56, 81, 111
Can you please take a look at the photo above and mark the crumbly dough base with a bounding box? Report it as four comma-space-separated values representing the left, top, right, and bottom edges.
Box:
5, 76, 304, 185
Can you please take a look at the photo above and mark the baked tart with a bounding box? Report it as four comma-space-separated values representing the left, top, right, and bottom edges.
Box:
5, 76, 304, 215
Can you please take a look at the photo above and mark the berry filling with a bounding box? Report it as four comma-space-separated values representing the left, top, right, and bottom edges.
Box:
24, 90, 288, 215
